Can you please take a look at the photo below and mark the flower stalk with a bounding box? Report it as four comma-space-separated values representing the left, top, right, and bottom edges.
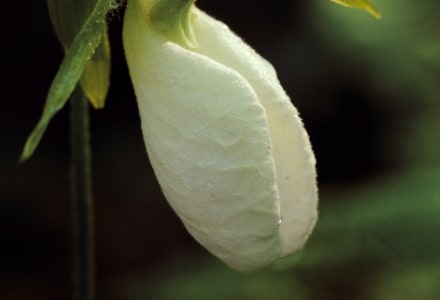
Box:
70, 87, 95, 300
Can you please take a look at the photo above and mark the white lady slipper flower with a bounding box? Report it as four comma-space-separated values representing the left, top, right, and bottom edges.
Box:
123, 0, 318, 271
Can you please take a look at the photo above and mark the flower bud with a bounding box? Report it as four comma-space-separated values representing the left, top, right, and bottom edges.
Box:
123, 0, 318, 271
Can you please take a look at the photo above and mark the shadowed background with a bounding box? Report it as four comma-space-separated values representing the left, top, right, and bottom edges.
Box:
1, 0, 440, 299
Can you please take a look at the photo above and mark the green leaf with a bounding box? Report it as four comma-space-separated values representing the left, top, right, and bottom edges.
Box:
48, 0, 111, 109
330, 0, 381, 19
20, 0, 114, 162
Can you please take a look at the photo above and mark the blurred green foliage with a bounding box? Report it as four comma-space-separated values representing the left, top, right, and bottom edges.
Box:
313, 0, 440, 167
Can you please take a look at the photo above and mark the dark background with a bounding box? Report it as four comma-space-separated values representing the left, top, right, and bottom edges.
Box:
2, 0, 440, 299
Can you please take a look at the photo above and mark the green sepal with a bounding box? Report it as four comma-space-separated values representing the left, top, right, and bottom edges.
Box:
48, 0, 111, 109
80, 24, 111, 109
330, 0, 381, 19
20, 0, 114, 162
150, 0, 197, 47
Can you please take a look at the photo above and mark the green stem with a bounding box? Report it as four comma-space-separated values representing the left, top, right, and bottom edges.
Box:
71, 87, 95, 300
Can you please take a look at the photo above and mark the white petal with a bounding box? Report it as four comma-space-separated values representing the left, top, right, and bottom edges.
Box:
192, 8, 318, 256
123, 4, 283, 271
